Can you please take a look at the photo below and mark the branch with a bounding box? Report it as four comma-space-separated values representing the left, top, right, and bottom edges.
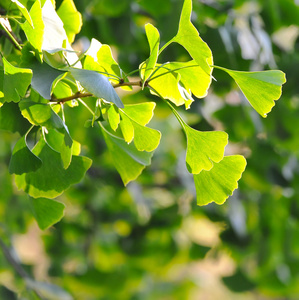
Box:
50, 80, 142, 104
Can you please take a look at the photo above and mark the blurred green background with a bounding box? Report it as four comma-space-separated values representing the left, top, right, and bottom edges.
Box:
1, 0, 299, 299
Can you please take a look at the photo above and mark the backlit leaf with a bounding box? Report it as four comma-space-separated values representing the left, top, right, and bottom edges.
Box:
9, 136, 42, 175
119, 113, 134, 143
194, 155, 247, 205
3, 58, 32, 103
15, 139, 92, 198
57, 0, 82, 43
12, 0, 34, 27
172, 0, 213, 76
30, 197, 65, 230
119, 110, 161, 152
143, 23, 160, 82
214, 66, 286, 117
107, 105, 120, 131
21, 0, 44, 53
121, 102, 156, 126
69, 68, 124, 108
184, 124, 228, 174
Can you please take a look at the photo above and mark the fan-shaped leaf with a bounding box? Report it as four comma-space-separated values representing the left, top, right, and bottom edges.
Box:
194, 155, 247, 205
215, 66, 286, 117
30, 197, 65, 230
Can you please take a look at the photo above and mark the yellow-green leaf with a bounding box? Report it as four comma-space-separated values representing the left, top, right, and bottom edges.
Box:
143, 23, 160, 82
184, 124, 228, 174
172, 0, 213, 76
194, 155, 247, 205
214, 66, 286, 117
57, 0, 82, 43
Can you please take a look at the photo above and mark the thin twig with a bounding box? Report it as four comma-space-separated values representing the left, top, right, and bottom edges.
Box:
50, 81, 142, 104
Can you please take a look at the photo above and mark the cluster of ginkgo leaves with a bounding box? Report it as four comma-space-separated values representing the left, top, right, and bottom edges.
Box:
0, 0, 286, 229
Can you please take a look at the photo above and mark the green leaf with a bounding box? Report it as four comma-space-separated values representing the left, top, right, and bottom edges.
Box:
214, 66, 286, 117
149, 64, 185, 106
171, 0, 213, 76
184, 124, 228, 174
194, 155, 247, 206
100, 124, 153, 185
30, 61, 65, 100
0, 102, 31, 135
168, 102, 227, 173
107, 105, 120, 131
21, 0, 44, 53
84, 39, 122, 83
15, 138, 92, 198
121, 102, 156, 126
57, 0, 82, 43
165, 60, 211, 99
30, 197, 65, 230
9, 135, 42, 175
143, 23, 160, 82
119, 110, 161, 152
45, 129, 81, 156
69, 68, 124, 108
3, 58, 32, 103
12, 0, 34, 27
19, 100, 73, 168
119, 112, 134, 143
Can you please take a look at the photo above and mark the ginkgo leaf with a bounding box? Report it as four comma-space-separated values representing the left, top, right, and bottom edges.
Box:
121, 102, 156, 126
12, 0, 34, 27
84, 39, 123, 85
172, 0, 213, 76
149, 64, 185, 106
9, 135, 42, 175
165, 60, 211, 99
69, 68, 124, 108
119, 111, 161, 152
119, 112, 134, 143
21, 0, 44, 53
19, 100, 73, 169
30, 197, 65, 230
143, 23, 160, 82
214, 66, 286, 117
184, 124, 228, 174
30, 61, 65, 100
41, 0, 68, 51
194, 155, 247, 206
100, 124, 153, 185
107, 105, 120, 131
3, 58, 32, 103
57, 0, 82, 44
15, 139, 92, 199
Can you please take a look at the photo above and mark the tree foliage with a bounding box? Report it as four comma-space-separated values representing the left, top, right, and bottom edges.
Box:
0, 0, 295, 299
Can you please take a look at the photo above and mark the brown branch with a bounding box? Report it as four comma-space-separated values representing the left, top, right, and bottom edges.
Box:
50, 80, 143, 104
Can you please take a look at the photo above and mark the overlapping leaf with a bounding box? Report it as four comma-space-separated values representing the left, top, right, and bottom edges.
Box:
30, 197, 65, 230
15, 138, 92, 198
69, 68, 124, 108
84, 39, 122, 80
215, 66, 286, 117
19, 99, 73, 168
143, 23, 160, 82
3, 58, 32, 103
21, 0, 44, 53
12, 0, 34, 27
170, 0, 213, 77
194, 155, 247, 205
100, 124, 153, 185
9, 135, 42, 175
57, 0, 82, 43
